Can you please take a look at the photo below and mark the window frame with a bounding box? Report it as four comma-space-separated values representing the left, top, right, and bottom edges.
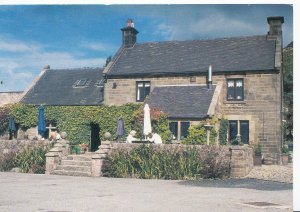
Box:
228, 120, 249, 144
227, 78, 244, 101
136, 81, 151, 102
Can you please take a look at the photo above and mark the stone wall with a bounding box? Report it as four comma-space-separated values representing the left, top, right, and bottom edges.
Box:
104, 72, 281, 162
0, 139, 52, 155
0, 92, 23, 106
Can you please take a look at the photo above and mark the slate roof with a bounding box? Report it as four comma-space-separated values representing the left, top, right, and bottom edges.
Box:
147, 85, 216, 119
107, 35, 276, 77
21, 68, 104, 106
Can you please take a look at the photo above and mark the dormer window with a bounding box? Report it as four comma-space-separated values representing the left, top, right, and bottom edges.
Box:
227, 79, 244, 101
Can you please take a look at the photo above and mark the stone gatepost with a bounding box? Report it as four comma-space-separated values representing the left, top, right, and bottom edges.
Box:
45, 132, 69, 174
91, 132, 112, 177
230, 146, 254, 178
45, 147, 62, 174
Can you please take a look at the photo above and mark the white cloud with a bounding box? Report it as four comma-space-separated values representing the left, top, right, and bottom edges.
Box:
0, 37, 42, 53
0, 37, 106, 92
81, 41, 118, 52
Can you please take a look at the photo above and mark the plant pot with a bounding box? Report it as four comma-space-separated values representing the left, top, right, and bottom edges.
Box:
282, 154, 289, 165
254, 155, 262, 166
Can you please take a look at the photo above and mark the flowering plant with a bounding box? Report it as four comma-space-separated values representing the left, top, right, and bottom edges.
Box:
79, 143, 89, 152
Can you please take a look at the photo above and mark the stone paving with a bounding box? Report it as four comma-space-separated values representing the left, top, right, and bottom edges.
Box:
245, 163, 293, 183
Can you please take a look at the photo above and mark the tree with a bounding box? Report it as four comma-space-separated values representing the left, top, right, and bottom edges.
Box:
283, 42, 293, 146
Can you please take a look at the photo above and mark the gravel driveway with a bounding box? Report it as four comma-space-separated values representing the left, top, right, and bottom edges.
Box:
0, 172, 293, 212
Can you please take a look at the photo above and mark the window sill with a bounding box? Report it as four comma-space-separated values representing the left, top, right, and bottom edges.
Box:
224, 100, 246, 104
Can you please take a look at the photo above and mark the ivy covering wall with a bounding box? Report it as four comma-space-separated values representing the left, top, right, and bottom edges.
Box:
6, 103, 140, 145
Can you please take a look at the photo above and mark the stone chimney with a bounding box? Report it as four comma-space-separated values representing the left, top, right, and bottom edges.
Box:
121, 19, 139, 48
267, 16, 284, 69
267, 16, 284, 37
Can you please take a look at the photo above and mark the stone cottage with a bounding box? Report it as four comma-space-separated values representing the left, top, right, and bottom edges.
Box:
21, 16, 284, 162
103, 16, 284, 162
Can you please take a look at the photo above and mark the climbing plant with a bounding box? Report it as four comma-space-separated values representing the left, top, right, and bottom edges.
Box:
6, 103, 139, 145
218, 118, 229, 145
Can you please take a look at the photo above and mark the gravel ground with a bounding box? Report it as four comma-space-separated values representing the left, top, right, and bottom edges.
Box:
245, 163, 293, 183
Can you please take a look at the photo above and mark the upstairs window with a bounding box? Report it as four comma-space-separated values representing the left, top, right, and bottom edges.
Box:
227, 79, 244, 101
136, 81, 150, 102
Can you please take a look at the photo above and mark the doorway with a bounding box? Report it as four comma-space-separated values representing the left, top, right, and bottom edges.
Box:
90, 123, 100, 152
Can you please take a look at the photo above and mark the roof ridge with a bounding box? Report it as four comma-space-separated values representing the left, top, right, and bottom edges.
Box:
135, 34, 267, 46
47, 67, 104, 71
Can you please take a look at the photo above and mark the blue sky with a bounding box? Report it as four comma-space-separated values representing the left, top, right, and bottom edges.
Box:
0, 4, 293, 92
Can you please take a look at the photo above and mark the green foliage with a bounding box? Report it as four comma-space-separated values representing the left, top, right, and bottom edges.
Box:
219, 118, 229, 145
0, 152, 17, 171
282, 145, 289, 154
283, 43, 293, 145
6, 103, 140, 145
254, 144, 262, 156
184, 118, 218, 145
0, 106, 10, 135
152, 114, 172, 142
132, 105, 172, 142
184, 124, 206, 144
13, 145, 51, 173
104, 144, 230, 179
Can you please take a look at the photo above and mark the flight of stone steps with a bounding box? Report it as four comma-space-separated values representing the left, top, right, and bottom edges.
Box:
51, 140, 112, 177
53, 153, 93, 177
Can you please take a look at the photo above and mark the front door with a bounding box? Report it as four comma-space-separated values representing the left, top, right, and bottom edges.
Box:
90, 123, 100, 152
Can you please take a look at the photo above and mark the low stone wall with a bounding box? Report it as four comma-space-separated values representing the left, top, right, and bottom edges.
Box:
0, 139, 52, 155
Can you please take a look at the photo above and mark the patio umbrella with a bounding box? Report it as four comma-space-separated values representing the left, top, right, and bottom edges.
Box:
9, 114, 16, 133
116, 117, 125, 137
143, 104, 152, 136
38, 105, 46, 136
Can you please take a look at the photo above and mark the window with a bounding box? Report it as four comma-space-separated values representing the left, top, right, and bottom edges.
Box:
180, 122, 190, 139
169, 121, 190, 141
227, 79, 244, 101
136, 81, 150, 102
240, 121, 249, 144
75, 78, 87, 87
229, 120, 249, 144
169, 122, 178, 140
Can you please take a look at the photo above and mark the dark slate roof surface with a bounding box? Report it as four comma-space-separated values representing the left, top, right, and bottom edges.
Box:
21, 68, 104, 106
147, 85, 216, 119
107, 35, 276, 77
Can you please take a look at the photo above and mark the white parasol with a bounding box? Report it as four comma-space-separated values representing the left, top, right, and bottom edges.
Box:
143, 103, 152, 136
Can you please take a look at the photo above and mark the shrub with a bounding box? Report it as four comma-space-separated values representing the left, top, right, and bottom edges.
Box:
0, 152, 17, 171
104, 144, 230, 180
13, 145, 50, 173
218, 118, 229, 145
132, 105, 172, 142
0, 106, 10, 136
184, 119, 218, 145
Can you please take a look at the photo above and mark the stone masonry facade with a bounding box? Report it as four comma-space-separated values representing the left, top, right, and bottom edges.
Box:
0, 92, 23, 106
104, 72, 282, 162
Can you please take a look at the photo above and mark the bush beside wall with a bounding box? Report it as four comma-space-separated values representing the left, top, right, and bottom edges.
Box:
104, 144, 231, 180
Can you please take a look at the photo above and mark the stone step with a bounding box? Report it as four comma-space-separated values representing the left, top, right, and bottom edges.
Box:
61, 160, 92, 166
66, 155, 92, 161
53, 170, 91, 177
56, 165, 91, 172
